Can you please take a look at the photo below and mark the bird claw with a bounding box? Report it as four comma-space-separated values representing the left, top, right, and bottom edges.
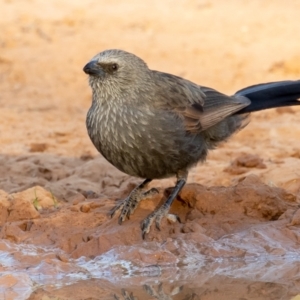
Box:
143, 188, 159, 197
155, 217, 162, 231
141, 205, 180, 239
114, 288, 137, 300
118, 212, 126, 225
110, 186, 159, 226
110, 201, 124, 218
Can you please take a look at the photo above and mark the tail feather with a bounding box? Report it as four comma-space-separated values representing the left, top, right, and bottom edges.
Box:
234, 80, 300, 114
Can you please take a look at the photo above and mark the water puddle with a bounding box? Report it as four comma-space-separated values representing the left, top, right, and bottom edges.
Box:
1, 234, 300, 300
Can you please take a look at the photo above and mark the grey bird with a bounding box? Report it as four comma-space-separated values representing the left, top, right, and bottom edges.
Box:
83, 49, 300, 238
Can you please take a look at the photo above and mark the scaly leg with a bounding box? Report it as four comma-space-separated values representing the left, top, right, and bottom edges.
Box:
144, 283, 184, 299
113, 289, 138, 300
141, 171, 187, 239
110, 178, 159, 225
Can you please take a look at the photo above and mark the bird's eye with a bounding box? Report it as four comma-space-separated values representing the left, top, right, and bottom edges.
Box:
110, 63, 119, 72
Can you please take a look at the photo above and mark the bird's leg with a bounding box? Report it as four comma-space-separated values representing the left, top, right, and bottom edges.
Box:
113, 289, 138, 300
143, 283, 184, 299
110, 178, 159, 225
141, 170, 187, 239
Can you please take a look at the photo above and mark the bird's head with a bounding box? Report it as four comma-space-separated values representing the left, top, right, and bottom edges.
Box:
83, 49, 151, 98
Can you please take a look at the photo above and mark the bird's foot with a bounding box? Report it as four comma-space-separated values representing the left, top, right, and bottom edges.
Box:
144, 283, 184, 299
141, 203, 181, 239
110, 184, 158, 225
113, 289, 137, 300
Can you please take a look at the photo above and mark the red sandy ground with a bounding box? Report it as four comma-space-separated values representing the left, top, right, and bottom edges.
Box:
0, 0, 300, 299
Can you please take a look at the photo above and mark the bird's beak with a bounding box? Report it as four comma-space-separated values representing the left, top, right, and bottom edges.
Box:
83, 61, 105, 76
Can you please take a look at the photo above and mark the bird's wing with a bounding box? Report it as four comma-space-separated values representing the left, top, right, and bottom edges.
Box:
152, 71, 250, 132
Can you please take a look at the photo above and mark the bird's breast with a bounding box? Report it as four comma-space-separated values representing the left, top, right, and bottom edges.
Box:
86, 102, 158, 175
86, 101, 207, 179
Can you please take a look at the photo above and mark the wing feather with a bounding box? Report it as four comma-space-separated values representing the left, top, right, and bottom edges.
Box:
152, 71, 250, 132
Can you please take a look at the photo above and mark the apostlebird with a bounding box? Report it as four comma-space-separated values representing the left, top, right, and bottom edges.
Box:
83, 49, 300, 238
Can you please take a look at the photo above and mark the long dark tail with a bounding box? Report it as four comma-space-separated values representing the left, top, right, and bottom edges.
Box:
234, 80, 300, 114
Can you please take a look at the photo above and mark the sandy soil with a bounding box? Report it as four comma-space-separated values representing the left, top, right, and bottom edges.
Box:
1, 0, 300, 299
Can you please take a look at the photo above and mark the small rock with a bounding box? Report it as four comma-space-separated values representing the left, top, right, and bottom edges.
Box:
80, 203, 91, 213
